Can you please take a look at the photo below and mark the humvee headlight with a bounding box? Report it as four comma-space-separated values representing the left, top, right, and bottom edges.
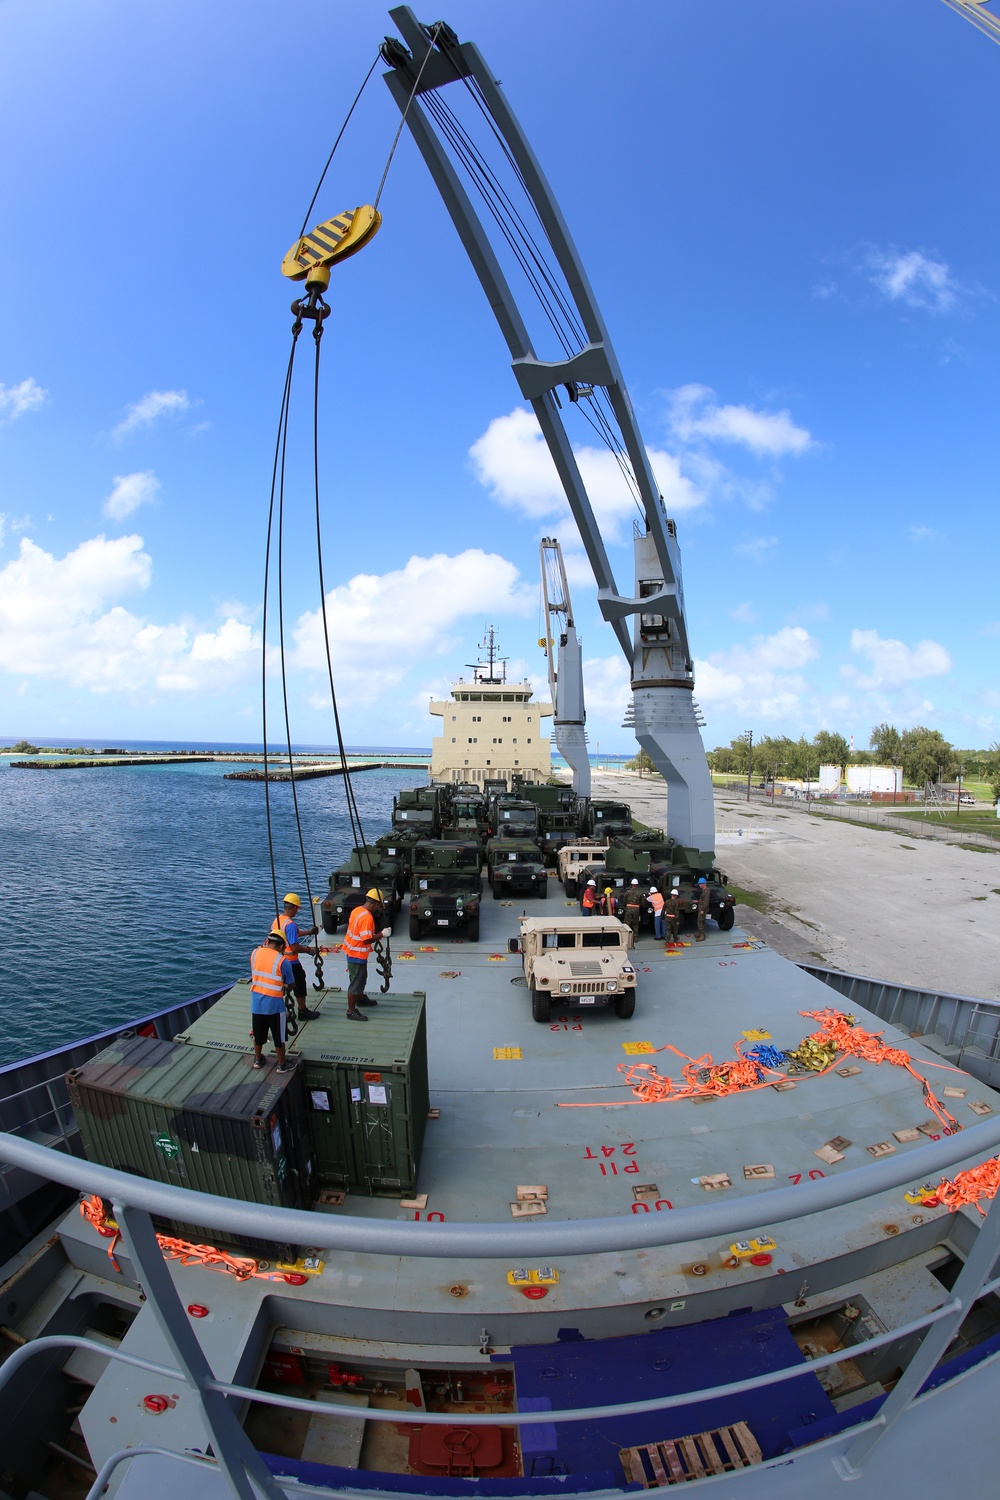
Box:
606, 980, 618, 992
559, 982, 572, 994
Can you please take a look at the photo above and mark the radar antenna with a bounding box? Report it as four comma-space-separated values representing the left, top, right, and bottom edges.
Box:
381, 10, 715, 851
466, 624, 507, 685
540, 538, 590, 796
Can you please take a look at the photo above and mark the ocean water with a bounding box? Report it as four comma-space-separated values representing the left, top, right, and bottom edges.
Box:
0, 762, 422, 1061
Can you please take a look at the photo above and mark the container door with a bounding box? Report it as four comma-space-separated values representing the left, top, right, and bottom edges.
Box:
303, 1067, 357, 1186
344, 1067, 414, 1195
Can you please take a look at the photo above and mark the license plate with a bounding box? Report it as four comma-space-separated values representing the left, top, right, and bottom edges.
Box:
578, 996, 596, 1004
437, 919, 449, 926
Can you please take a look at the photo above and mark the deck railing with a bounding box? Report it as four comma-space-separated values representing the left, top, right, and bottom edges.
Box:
3, 1124, 1000, 1499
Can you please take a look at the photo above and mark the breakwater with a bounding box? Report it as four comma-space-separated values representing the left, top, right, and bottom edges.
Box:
225, 761, 428, 782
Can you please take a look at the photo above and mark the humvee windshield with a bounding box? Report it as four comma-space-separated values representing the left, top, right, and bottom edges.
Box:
415, 874, 479, 894
593, 804, 630, 822
540, 930, 623, 949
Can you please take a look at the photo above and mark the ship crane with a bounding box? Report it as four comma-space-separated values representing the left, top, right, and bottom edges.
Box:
380, 9, 716, 853
539, 537, 591, 797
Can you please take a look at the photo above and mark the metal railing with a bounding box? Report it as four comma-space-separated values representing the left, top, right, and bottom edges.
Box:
4, 1125, 1000, 1497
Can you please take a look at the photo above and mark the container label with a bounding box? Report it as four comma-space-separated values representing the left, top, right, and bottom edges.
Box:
154, 1133, 181, 1161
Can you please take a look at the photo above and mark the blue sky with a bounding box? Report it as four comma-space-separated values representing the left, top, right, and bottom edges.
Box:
1, 0, 998, 753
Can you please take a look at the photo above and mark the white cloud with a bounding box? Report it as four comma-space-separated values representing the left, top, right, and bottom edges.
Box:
112, 389, 191, 440
734, 535, 779, 562
293, 549, 534, 706
0, 377, 47, 421
667, 384, 813, 457
865, 248, 958, 313
730, 601, 758, 624
694, 626, 819, 720
103, 471, 160, 521
908, 524, 940, 543
582, 654, 632, 721
0, 533, 258, 695
469, 407, 704, 540
846, 628, 952, 689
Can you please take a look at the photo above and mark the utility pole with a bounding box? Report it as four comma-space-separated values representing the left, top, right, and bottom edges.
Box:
956, 762, 965, 816
743, 730, 754, 804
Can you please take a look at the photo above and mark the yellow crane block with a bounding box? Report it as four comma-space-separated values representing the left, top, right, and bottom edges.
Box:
281, 205, 381, 281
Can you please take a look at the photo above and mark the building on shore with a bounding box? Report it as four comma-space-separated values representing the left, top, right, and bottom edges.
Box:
429, 628, 552, 788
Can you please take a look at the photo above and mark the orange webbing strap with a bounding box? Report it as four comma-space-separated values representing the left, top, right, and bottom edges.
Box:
80, 1194, 265, 1281
936, 1155, 1000, 1217
799, 1008, 959, 1133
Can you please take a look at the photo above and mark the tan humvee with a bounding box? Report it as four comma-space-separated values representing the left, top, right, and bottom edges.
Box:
558, 841, 607, 897
511, 914, 636, 1023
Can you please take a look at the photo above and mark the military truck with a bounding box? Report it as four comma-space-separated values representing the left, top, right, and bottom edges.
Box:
392, 788, 441, 838
374, 828, 425, 888
485, 836, 548, 900
509, 914, 637, 1022
581, 798, 633, 840
519, 783, 584, 865
482, 777, 507, 798
659, 850, 737, 931
321, 847, 402, 934
590, 847, 658, 929
559, 840, 608, 898
408, 840, 483, 942
447, 794, 490, 841
490, 798, 541, 841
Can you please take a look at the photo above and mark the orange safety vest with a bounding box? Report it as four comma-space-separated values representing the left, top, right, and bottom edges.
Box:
271, 911, 299, 961
343, 904, 376, 962
250, 944, 286, 998
581, 886, 596, 910
649, 891, 664, 914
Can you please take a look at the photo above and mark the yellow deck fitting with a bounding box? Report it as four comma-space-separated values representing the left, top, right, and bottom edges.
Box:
493, 1046, 522, 1060
622, 1041, 655, 1054
728, 1236, 777, 1260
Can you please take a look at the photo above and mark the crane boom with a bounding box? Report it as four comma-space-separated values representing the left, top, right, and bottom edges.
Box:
540, 538, 590, 797
381, 9, 716, 854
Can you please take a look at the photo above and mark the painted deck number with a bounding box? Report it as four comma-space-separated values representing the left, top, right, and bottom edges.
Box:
154, 1134, 181, 1160
493, 1047, 522, 1060
585, 1144, 639, 1175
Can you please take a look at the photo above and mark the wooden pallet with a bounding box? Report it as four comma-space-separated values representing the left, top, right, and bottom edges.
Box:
620, 1422, 762, 1487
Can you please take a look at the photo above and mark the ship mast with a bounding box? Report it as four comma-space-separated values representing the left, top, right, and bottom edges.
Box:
380, 10, 715, 852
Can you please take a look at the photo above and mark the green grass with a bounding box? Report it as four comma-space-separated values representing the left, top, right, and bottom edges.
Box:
890, 809, 1000, 837
725, 883, 772, 913
955, 843, 1000, 856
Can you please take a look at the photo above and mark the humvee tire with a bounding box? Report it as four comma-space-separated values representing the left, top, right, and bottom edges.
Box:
466, 915, 480, 942
614, 990, 636, 1019
322, 912, 338, 935
408, 915, 422, 941
531, 984, 551, 1023
717, 906, 735, 931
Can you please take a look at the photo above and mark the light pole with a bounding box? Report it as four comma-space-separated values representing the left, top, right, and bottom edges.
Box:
742, 730, 754, 803
956, 762, 965, 817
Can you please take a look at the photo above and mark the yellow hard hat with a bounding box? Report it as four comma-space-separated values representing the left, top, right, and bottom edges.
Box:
604, 887, 613, 895
282, 892, 301, 908
267, 930, 287, 947
366, 888, 385, 902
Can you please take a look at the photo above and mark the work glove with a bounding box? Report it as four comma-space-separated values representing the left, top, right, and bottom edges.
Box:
380, 927, 392, 938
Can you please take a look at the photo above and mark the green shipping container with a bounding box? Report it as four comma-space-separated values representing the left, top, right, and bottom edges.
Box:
66, 1034, 314, 1259
177, 984, 429, 1196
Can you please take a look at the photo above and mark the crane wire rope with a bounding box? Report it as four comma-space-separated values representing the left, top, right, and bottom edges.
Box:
273, 323, 324, 994
374, 23, 444, 212
297, 54, 381, 239
422, 85, 646, 516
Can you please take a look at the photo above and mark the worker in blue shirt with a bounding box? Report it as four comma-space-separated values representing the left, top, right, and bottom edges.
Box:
271, 892, 320, 1022
250, 930, 295, 1071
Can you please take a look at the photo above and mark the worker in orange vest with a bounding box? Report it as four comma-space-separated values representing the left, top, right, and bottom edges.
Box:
648, 885, 666, 940
250, 930, 295, 1071
342, 889, 392, 1021
580, 879, 598, 915
271, 892, 320, 1022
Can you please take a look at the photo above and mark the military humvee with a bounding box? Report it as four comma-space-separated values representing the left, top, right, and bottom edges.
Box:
581, 798, 633, 840
509, 914, 637, 1022
408, 840, 483, 942
658, 851, 737, 931
485, 837, 547, 899
490, 798, 541, 841
321, 847, 401, 934
558, 840, 608, 897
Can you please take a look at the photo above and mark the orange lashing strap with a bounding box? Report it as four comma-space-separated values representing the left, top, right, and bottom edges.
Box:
79, 1195, 299, 1283
799, 1008, 959, 1133
935, 1155, 1000, 1217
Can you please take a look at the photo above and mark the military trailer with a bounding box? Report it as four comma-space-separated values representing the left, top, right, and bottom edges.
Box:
321, 846, 402, 933
582, 798, 633, 840
509, 914, 637, 1023
408, 839, 483, 942
486, 836, 548, 899
558, 840, 608, 897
